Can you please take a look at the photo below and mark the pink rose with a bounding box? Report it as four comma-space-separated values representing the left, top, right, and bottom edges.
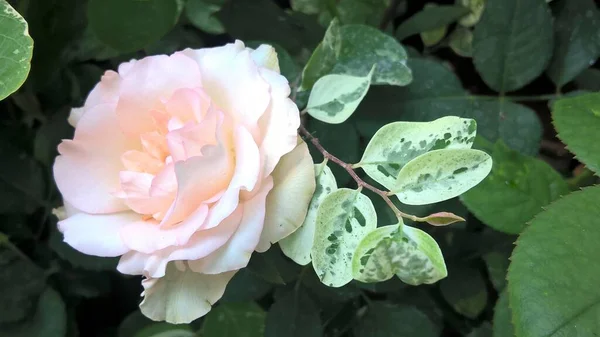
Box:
53, 41, 315, 323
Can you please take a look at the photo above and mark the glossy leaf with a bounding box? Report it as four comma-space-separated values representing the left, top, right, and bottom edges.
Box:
358, 116, 477, 190
546, 0, 600, 88
472, 0, 553, 92
508, 186, 600, 337
461, 141, 568, 234
88, 0, 180, 52
307, 66, 374, 124
312, 188, 377, 287
396, 5, 469, 39
203, 302, 266, 337
393, 149, 492, 205
552, 93, 600, 174
0, 1, 34, 101
280, 162, 338, 265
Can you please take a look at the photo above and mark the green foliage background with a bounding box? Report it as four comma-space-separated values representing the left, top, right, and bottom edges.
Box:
1, 0, 599, 336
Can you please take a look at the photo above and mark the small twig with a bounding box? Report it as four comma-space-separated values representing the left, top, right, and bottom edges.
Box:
298, 124, 418, 222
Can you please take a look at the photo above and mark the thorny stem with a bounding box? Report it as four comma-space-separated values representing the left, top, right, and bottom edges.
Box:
298, 124, 419, 223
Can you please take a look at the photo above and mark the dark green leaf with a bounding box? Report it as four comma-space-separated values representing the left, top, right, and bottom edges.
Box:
265, 289, 323, 337
461, 141, 569, 234
246, 246, 300, 285
440, 265, 488, 319
185, 0, 225, 34
552, 93, 600, 174
0, 287, 67, 337
508, 186, 600, 337
493, 292, 515, 337
468, 322, 493, 337
396, 5, 469, 40
118, 310, 154, 337
203, 302, 266, 337
0, 245, 46, 324
574, 68, 600, 91
221, 269, 272, 303
337, 0, 389, 27
49, 228, 118, 271
472, 0, 554, 92
483, 247, 512, 292
134, 323, 195, 337
354, 302, 442, 337
546, 0, 600, 88
34, 109, 73, 165
87, 0, 180, 52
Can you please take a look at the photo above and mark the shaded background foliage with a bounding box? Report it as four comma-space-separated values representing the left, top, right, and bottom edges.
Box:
0, 0, 599, 336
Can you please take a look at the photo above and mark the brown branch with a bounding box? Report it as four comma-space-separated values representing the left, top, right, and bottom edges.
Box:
298, 124, 418, 222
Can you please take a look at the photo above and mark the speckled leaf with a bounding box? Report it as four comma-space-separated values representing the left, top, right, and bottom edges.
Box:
280, 162, 338, 265
508, 186, 600, 337
203, 302, 265, 337
393, 149, 492, 205
352, 223, 447, 285
0, 1, 34, 101
458, 0, 486, 27
300, 18, 341, 91
396, 225, 447, 286
472, 0, 553, 92
552, 93, 600, 174
312, 188, 377, 287
461, 141, 568, 234
358, 116, 477, 190
396, 5, 469, 40
546, 0, 600, 88
333, 25, 412, 86
307, 66, 374, 124
449, 27, 473, 57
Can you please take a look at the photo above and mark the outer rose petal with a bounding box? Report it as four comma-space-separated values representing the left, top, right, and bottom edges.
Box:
55, 103, 138, 214
250, 45, 280, 73
256, 140, 315, 252
188, 176, 274, 274
140, 262, 235, 324
68, 69, 124, 127
58, 211, 140, 257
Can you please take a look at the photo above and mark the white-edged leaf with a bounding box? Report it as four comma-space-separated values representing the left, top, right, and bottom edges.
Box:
0, 1, 34, 101
307, 66, 375, 124
280, 162, 338, 265
358, 116, 477, 190
300, 18, 341, 91
352, 224, 447, 285
393, 148, 492, 205
311, 188, 377, 287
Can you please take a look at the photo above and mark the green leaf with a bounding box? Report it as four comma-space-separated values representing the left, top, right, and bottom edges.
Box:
392, 149, 492, 205
352, 223, 448, 285
118, 310, 154, 337
0, 142, 46, 214
0, 245, 46, 324
461, 141, 568, 234
468, 323, 493, 337
312, 188, 377, 287
458, 0, 486, 27
290, 0, 324, 14
546, 0, 600, 88
220, 269, 272, 302
307, 66, 374, 124
87, 0, 180, 52
265, 290, 322, 337
493, 292, 515, 337
440, 265, 488, 319
49, 229, 118, 271
396, 5, 469, 40
300, 18, 341, 91
472, 0, 553, 92
0, 1, 34, 101
203, 302, 265, 337
134, 323, 195, 337
33, 109, 73, 166
449, 27, 474, 57
246, 247, 300, 285
508, 186, 600, 337
0, 287, 67, 337
483, 247, 511, 292
353, 302, 442, 337
337, 0, 390, 26
333, 25, 412, 86
185, 0, 225, 34
574, 68, 600, 92
357, 58, 542, 155
280, 162, 338, 265
358, 116, 477, 190
552, 93, 600, 174
246, 41, 299, 83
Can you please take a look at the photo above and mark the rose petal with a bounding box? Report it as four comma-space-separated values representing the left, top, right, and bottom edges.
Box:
139, 262, 235, 324
54, 103, 138, 214
58, 211, 140, 257
166, 108, 220, 162
256, 141, 315, 252
116, 53, 203, 136
250, 45, 280, 73
188, 176, 273, 274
